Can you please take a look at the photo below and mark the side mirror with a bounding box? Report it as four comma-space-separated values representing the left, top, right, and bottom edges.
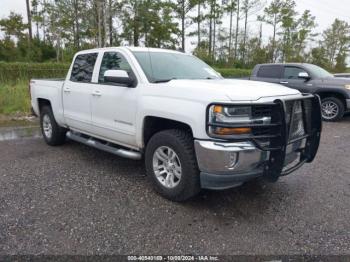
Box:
104, 70, 135, 87
298, 72, 311, 81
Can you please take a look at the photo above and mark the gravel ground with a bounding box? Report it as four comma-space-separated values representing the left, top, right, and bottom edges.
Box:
0, 116, 349, 256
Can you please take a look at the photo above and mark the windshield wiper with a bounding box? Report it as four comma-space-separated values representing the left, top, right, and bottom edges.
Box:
153, 78, 177, 83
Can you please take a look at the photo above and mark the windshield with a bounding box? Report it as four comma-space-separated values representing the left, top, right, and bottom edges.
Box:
132, 51, 222, 83
304, 64, 333, 78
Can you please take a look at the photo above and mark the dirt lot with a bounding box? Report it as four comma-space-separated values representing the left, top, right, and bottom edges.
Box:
0, 116, 349, 256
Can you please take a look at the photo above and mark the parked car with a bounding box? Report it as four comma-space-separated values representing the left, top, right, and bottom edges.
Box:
251, 63, 350, 121
30, 47, 322, 201
334, 73, 350, 78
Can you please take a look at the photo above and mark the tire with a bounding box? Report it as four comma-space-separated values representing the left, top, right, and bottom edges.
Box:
40, 106, 67, 146
321, 97, 345, 122
145, 129, 200, 202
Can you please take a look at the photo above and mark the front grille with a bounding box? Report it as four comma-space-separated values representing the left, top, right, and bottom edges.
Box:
250, 98, 314, 150
252, 126, 272, 136
251, 105, 274, 144
250, 104, 282, 150
252, 105, 272, 118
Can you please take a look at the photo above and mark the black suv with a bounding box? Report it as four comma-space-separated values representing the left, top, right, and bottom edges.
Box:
251, 63, 350, 121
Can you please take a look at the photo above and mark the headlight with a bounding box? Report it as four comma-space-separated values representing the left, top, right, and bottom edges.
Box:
208, 105, 270, 137
345, 85, 350, 90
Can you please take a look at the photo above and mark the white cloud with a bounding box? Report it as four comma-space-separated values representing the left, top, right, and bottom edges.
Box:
0, 0, 27, 20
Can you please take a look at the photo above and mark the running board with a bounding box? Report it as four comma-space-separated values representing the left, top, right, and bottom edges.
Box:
66, 131, 142, 160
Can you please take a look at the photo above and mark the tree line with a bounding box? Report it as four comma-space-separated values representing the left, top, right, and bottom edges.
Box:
0, 0, 349, 72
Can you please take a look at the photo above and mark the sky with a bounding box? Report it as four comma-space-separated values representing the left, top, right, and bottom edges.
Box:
0, 0, 350, 52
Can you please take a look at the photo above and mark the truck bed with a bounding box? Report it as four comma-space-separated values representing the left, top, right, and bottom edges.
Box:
30, 79, 65, 91
31, 78, 65, 84
30, 79, 65, 117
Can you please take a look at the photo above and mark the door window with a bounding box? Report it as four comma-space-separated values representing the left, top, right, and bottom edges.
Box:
98, 52, 133, 84
283, 67, 308, 79
70, 53, 98, 82
257, 65, 282, 78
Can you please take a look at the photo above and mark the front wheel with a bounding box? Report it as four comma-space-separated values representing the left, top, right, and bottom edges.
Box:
321, 97, 344, 122
145, 129, 200, 202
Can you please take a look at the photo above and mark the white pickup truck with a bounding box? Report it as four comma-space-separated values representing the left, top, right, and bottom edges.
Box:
30, 47, 322, 201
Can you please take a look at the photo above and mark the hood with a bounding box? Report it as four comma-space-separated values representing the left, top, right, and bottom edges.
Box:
159, 79, 300, 102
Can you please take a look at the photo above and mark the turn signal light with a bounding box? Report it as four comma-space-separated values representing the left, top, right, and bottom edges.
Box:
214, 127, 252, 135
213, 105, 223, 113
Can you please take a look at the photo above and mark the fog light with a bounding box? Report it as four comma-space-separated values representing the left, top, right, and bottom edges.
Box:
225, 152, 238, 170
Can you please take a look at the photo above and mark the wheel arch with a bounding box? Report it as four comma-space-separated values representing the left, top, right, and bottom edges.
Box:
142, 116, 194, 148
37, 98, 66, 127
37, 98, 52, 113
316, 90, 347, 108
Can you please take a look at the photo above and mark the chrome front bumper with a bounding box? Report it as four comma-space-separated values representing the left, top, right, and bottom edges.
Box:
194, 140, 269, 189
195, 95, 322, 190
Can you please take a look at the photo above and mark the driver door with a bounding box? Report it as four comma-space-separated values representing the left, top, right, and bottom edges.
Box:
280, 66, 311, 93
89, 51, 138, 147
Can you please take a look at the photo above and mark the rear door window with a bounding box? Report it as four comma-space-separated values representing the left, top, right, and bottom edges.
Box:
257, 65, 282, 78
283, 67, 308, 79
70, 53, 98, 82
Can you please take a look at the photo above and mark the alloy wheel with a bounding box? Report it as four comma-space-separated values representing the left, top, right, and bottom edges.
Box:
152, 146, 182, 189
321, 101, 339, 120
42, 114, 53, 139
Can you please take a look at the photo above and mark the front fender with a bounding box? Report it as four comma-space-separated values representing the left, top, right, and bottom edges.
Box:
315, 87, 350, 99
135, 96, 209, 148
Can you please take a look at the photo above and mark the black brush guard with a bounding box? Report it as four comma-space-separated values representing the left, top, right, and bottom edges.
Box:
207, 94, 322, 182
261, 94, 322, 181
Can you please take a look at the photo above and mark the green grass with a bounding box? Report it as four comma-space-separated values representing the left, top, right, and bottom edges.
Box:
0, 82, 31, 115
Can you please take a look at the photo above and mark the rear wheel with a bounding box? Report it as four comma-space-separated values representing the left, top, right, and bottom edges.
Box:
145, 129, 200, 202
321, 97, 344, 122
40, 106, 67, 146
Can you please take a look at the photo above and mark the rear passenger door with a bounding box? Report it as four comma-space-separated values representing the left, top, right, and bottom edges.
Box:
63, 53, 98, 133
252, 65, 283, 84
280, 66, 311, 93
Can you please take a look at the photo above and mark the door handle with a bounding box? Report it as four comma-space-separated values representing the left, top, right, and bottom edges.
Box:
280, 81, 289, 84
63, 88, 71, 93
92, 90, 102, 96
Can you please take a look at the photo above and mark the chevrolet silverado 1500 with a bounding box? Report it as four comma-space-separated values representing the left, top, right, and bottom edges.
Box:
30, 47, 322, 201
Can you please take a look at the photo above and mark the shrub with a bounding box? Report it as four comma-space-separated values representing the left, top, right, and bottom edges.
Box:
0, 62, 253, 116
0, 62, 70, 84
214, 68, 252, 78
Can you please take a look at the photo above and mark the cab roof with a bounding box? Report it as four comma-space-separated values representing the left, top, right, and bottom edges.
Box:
76, 46, 186, 55
256, 63, 314, 67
